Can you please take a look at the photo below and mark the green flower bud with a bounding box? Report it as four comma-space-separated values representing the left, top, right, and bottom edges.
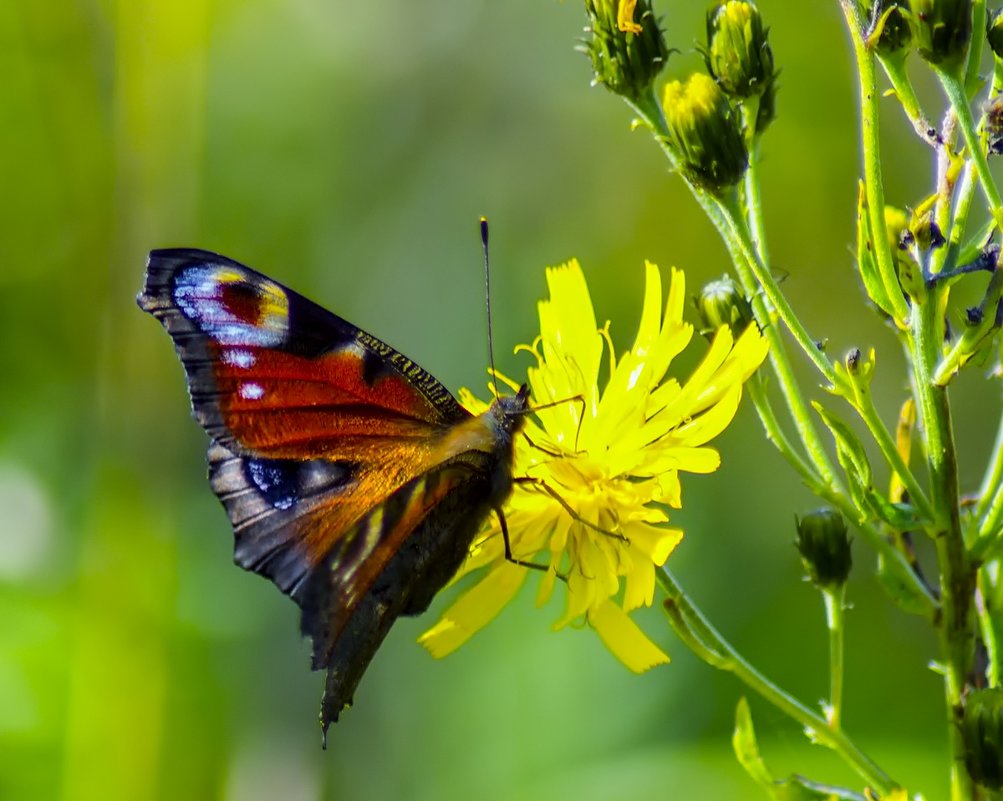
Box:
988, 8, 1003, 59
795, 509, 852, 590
695, 274, 755, 335
662, 72, 748, 191
864, 1, 912, 55
906, 0, 973, 66
584, 0, 670, 102
964, 688, 1003, 789
704, 1, 775, 99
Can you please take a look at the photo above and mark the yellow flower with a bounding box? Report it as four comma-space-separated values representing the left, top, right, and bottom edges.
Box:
419, 259, 768, 671
617, 0, 642, 34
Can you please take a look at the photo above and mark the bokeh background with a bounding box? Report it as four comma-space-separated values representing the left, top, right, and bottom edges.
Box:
3, 1, 999, 798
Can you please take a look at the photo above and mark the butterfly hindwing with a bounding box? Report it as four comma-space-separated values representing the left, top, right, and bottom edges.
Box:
299, 463, 497, 732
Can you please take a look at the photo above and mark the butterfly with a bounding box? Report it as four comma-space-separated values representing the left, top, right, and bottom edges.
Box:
137, 248, 530, 743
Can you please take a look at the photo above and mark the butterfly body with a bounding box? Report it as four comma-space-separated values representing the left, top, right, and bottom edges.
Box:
138, 249, 528, 738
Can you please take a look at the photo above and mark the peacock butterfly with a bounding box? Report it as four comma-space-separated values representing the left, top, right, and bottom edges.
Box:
138, 247, 529, 743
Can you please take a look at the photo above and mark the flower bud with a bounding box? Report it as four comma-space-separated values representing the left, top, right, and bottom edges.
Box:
695, 274, 755, 335
795, 509, 852, 590
662, 72, 748, 191
704, 1, 775, 99
584, 0, 669, 101
906, 0, 973, 67
987, 94, 1003, 155
988, 8, 1003, 59
864, 1, 912, 55
964, 688, 1003, 789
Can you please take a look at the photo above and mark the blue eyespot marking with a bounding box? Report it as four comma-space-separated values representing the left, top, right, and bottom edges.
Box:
173, 265, 289, 348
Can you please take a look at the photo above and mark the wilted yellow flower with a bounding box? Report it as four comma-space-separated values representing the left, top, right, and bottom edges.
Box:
419, 259, 768, 671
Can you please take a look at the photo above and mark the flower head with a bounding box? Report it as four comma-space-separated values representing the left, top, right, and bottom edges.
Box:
663, 73, 749, 192
795, 508, 853, 590
704, 1, 775, 100
584, 0, 670, 101
864, 0, 912, 56
420, 260, 768, 671
906, 0, 972, 67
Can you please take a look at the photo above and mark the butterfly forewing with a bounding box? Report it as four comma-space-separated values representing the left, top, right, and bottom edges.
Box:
139, 249, 473, 590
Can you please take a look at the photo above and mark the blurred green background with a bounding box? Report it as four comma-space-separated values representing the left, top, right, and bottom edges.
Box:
3, 1, 997, 798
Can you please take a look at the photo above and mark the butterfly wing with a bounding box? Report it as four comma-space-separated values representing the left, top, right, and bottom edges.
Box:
299, 462, 499, 735
137, 248, 473, 600
139, 249, 523, 733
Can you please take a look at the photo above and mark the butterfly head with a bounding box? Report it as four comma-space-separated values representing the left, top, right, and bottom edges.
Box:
490, 383, 531, 432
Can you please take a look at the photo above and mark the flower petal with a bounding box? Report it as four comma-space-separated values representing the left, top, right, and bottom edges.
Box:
418, 562, 527, 657
589, 599, 670, 672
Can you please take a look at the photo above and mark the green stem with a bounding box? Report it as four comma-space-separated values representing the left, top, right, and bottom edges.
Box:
928, 114, 961, 280
935, 66, 1003, 230
824, 587, 847, 730
877, 52, 939, 146
747, 374, 937, 612
965, 0, 987, 98
838, 0, 912, 325
742, 104, 770, 267
747, 377, 820, 486
631, 89, 842, 490
658, 567, 896, 795
908, 296, 975, 801
853, 389, 936, 522
716, 192, 837, 384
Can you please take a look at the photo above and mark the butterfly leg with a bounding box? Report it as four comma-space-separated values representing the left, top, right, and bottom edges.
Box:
494, 506, 551, 573
513, 476, 628, 543
524, 395, 587, 451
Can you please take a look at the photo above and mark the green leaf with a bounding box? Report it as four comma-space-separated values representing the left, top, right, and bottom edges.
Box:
876, 553, 936, 617
856, 182, 895, 317
812, 402, 873, 511
732, 697, 774, 788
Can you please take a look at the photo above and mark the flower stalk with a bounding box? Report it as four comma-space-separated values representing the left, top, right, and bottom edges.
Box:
658, 568, 894, 795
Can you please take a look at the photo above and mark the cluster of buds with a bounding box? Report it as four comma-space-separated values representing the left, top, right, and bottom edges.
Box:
583, 1, 775, 194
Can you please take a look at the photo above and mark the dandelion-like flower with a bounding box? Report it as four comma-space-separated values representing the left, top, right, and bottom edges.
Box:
419, 259, 768, 671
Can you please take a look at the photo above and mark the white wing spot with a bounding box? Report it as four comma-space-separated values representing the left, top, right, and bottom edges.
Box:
224, 349, 256, 369
239, 382, 265, 400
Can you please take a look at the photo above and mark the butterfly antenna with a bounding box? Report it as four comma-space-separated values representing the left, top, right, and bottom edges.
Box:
481, 217, 501, 398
